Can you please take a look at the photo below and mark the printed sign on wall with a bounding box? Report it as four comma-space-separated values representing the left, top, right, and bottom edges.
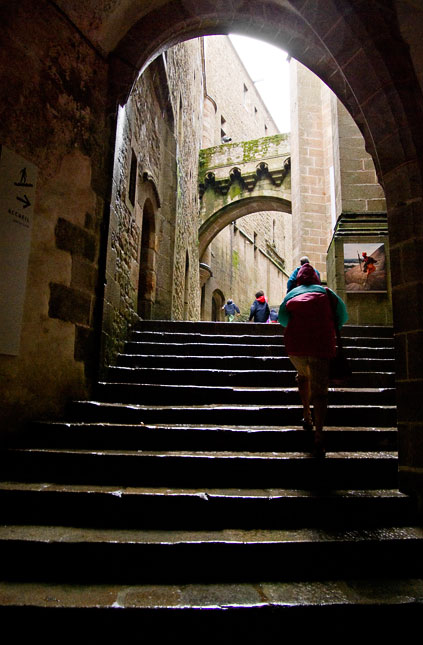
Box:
0, 146, 38, 355
343, 242, 387, 292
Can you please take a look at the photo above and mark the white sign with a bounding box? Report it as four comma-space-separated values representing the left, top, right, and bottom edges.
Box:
0, 146, 38, 355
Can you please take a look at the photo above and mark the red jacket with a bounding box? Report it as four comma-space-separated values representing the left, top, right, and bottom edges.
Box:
283, 290, 336, 358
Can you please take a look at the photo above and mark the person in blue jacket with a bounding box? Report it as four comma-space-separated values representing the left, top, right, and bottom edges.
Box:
222, 299, 240, 322
287, 256, 321, 292
248, 290, 270, 323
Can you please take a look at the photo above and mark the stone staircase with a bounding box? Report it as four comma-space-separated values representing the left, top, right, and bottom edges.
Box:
0, 320, 422, 635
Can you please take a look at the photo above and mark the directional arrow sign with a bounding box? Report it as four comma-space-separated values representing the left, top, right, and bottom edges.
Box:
17, 194, 31, 208
0, 145, 38, 355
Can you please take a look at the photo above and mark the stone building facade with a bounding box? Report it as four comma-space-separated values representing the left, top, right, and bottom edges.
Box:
290, 59, 391, 325
102, 41, 204, 364
290, 59, 387, 280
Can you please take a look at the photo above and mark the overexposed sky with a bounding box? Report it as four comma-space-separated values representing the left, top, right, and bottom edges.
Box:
229, 34, 291, 133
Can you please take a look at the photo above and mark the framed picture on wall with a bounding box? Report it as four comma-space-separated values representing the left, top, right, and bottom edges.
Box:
343, 242, 387, 292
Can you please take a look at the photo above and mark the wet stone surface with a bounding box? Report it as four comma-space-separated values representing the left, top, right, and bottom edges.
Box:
1, 525, 422, 544
1, 579, 423, 608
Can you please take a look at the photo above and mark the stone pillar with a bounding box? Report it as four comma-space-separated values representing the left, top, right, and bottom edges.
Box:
289, 60, 332, 279
337, 102, 386, 215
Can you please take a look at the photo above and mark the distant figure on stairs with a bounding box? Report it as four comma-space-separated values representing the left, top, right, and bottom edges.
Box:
278, 263, 348, 458
222, 299, 240, 322
269, 308, 279, 323
287, 256, 321, 292
248, 290, 270, 323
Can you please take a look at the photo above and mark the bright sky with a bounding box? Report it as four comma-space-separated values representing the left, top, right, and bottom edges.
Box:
229, 34, 291, 133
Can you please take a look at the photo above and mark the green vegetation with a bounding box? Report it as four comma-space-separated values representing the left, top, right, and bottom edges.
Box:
198, 133, 289, 182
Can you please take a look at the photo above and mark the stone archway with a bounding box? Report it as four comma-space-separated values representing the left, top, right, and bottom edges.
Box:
211, 289, 225, 322
100, 1, 423, 498
198, 133, 291, 259
199, 195, 291, 260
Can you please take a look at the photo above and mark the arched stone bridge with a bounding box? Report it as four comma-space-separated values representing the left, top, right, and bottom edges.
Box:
198, 134, 291, 258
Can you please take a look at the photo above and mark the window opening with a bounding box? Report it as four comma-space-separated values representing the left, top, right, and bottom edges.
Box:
128, 150, 137, 207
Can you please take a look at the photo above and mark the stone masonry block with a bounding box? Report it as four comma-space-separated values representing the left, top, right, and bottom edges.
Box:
85, 212, 96, 230
343, 183, 384, 200
55, 217, 96, 262
342, 199, 367, 212
74, 325, 95, 363
49, 283, 92, 326
367, 199, 387, 211
396, 381, 423, 424
394, 333, 408, 381
389, 246, 403, 287
71, 256, 98, 292
397, 422, 423, 467
392, 284, 423, 332
407, 330, 423, 380
400, 239, 423, 283
342, 170, 377, 185
388, 202, 423, 246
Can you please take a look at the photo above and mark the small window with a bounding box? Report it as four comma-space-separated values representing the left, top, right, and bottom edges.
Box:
221, 115, 230, 143
128, 150, 137, 207
243, 84, 249, 109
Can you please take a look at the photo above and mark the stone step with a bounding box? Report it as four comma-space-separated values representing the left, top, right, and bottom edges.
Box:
0, 448, 398, 488
116, 353, 395, 373
0, 483, 412, 529
129, 330, 394, 348
124, 341, 290, 356
1, 525, 421, 583
123, 341, 394, 359
131, 330, 283, 345
0, 579, 421, 636
66, 401, 397, 427
134, 320, 394, 338
106, 366, 395, 388
94, 383, 396, 406
0, 318, 405, 630
123, 343, 394, 362
26, 423, 397, 452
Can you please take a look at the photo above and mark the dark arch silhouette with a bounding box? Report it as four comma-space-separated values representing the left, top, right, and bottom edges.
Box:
211, 288, 225, 322
107, 1, 423, 187
101, 0, 423, 496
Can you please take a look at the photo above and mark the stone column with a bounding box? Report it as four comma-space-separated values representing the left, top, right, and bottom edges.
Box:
289, 60, 332, 279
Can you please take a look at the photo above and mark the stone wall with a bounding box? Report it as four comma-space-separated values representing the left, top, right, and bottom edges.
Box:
337, 102, 386, 214
166, 41, 204, 321
203, 37, 279, 147
102, 56, 177, 365
0, 0, 108, 433
101, 40, 205, 365
290, 58, 387, 288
